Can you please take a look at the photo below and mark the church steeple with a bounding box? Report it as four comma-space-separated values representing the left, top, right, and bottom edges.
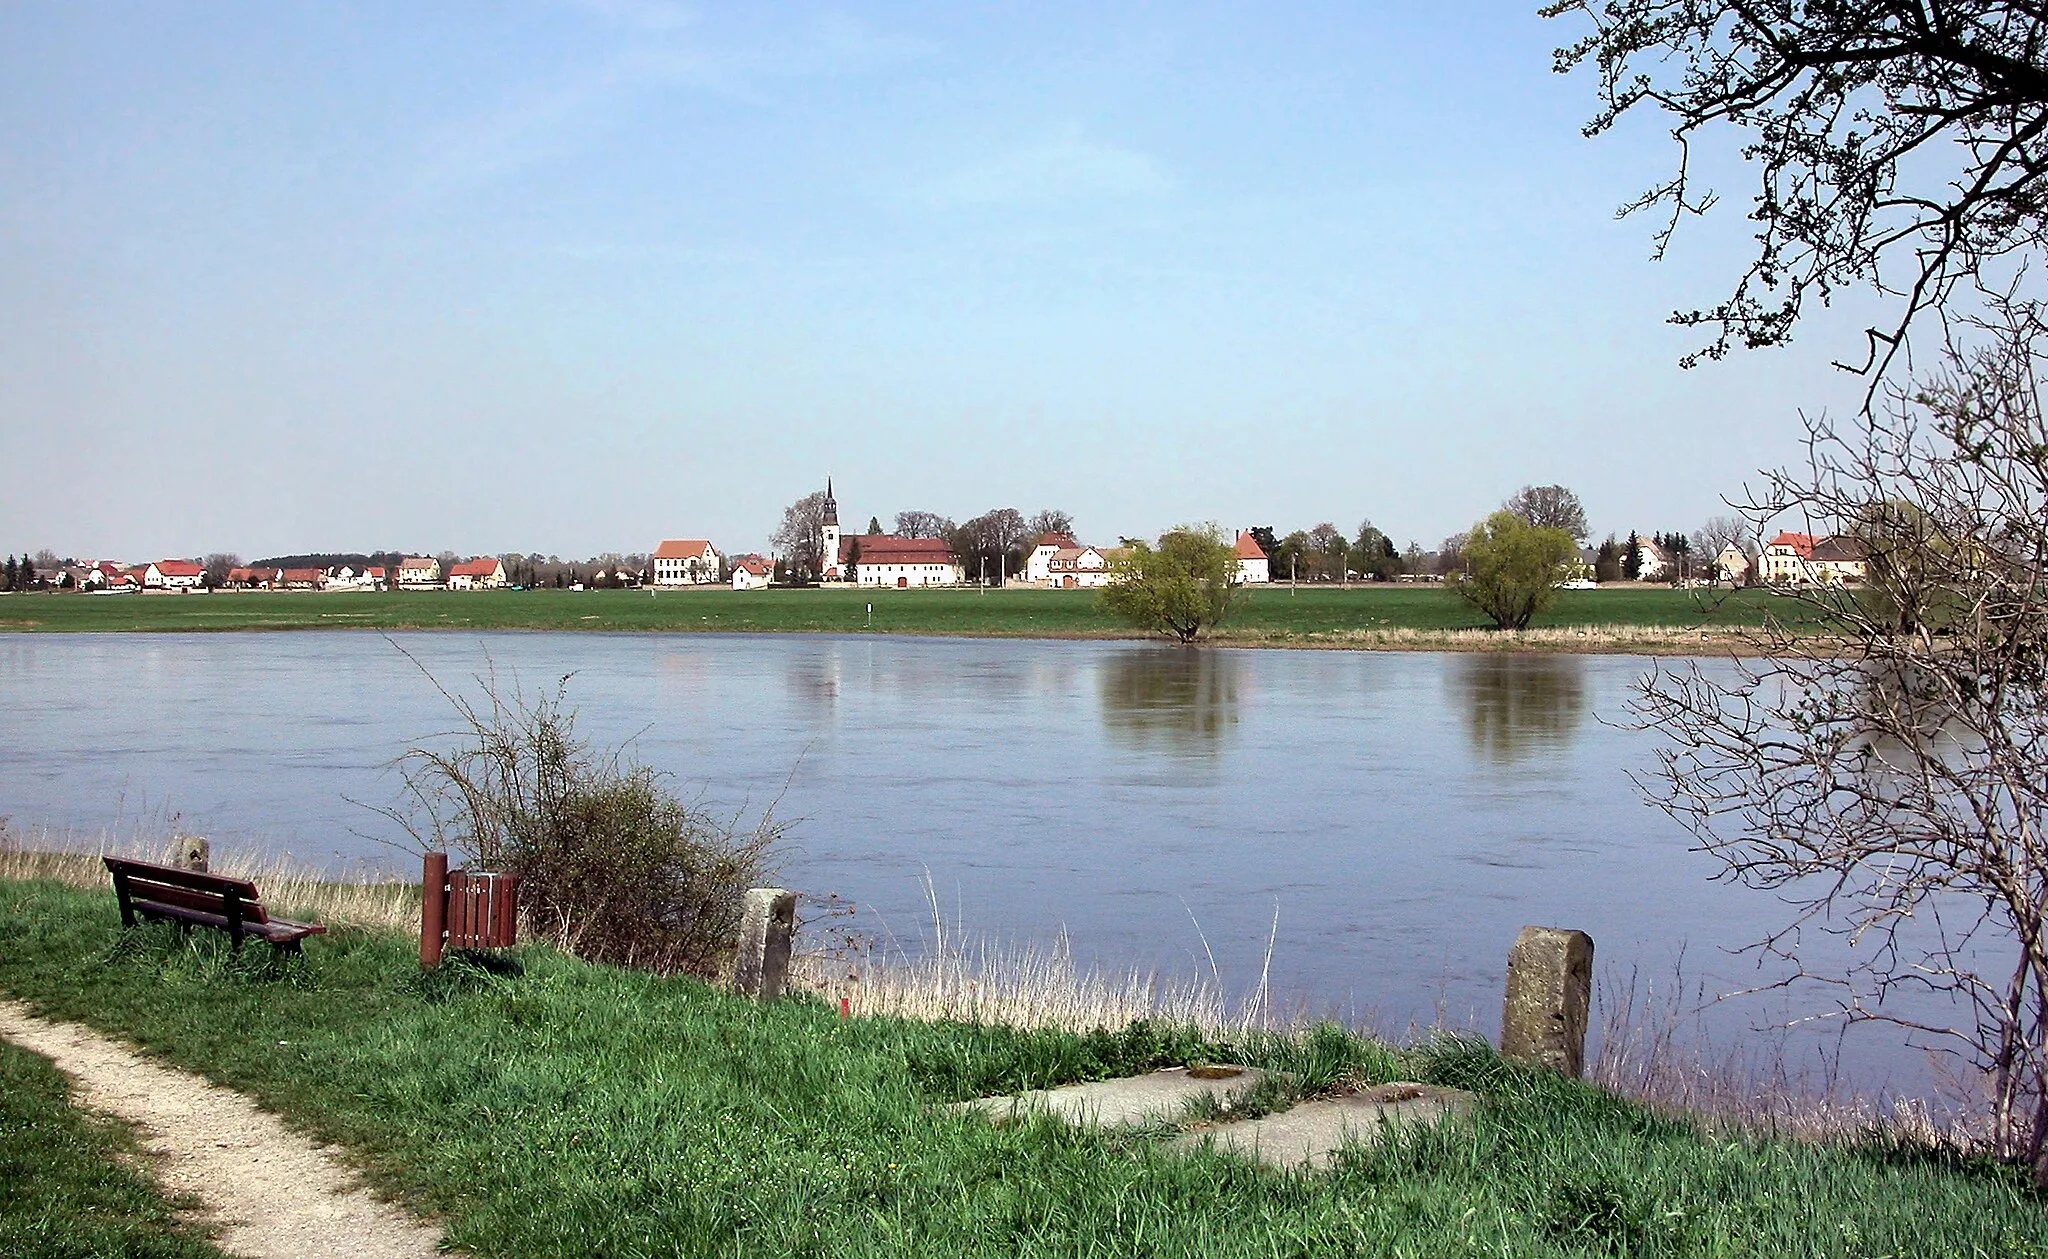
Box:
822, 477, 839, 527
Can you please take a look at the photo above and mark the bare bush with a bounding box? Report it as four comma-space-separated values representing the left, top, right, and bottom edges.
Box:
383, 672, 782, 976
1634, 306, 2048, 1175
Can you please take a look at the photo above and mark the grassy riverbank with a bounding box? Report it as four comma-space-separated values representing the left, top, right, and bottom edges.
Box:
1, 1034, 224, 1258
0, 875, 2040, 1257
0, 586, 1803, 651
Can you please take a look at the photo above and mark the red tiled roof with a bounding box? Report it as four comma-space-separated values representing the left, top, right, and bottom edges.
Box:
279, 568, 324, 583
654, 539, 716, 559
734, 556, 771, 575
840, 535, 954, 563
1234, 532, 1267, 560
399, 557, 437, 570
1768, 532, 1817, 557
1035, 534, 1078, 550
449, 559, 502, 578
154, 559, 203, 577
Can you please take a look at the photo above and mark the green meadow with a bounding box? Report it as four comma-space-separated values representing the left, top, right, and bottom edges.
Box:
0, 877, 2040, 1258
0, 585, 1796, 644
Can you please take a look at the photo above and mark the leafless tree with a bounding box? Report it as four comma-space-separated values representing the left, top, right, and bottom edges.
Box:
1545, 1, 2048, 381
1027, 508, 1075, 540
1633, 308, 2048, 1175
201, 553, 240, 587
893, 510, 952, 539
1503, 484, 1590, 543
1692, 516, 1757, 583
771, 491, 832, 580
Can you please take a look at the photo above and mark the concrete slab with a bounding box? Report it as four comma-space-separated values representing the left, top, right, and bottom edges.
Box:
1172, 1082, 1476, 1171
958, 1065, 1267, 1129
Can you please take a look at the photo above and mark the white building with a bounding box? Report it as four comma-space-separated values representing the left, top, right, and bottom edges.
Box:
839, 534, 963, 587
1026, 534, 1078, 583
447, 558, 507, 590
1045, 545, 1113, 588
1233, 532, 1270, 584
143, 560, 204, 590
397, 557, 441, 587
730, 555, 772, 590
652, 538, 722, 586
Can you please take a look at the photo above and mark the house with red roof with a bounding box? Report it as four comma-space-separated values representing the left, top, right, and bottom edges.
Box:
143, 559, 204, 590
1233, 531, 1270, 584
447, 558, 507, 591
278, 567, 326, 590
1046, 545, 1114, 589
397, 557, 441, 587
652, 539, 722, 586
838, 533, 963, 587
1761, 531, 1867, 586
729, 554, 773, 591
1025, 533, 1079, 583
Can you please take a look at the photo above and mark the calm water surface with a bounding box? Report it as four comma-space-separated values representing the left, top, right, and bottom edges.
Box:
0, 631, 1928, 1091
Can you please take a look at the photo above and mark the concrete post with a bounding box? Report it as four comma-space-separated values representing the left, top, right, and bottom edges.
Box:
175, 835, 210, 873
733, 888, 796, 1001
1501, 925, 1594, 1077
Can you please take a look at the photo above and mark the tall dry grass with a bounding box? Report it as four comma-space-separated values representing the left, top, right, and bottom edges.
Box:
0, 822, 418, 933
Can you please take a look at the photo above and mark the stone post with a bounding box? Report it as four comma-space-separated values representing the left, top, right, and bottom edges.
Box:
1501, 925, 1594, 1077
733, 888, 796, 1001
175, 835, 210, 873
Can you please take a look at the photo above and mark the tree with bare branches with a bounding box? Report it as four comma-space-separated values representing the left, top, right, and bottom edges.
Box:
1545, 1, 2048, 379
1635, 309, 2048, 1173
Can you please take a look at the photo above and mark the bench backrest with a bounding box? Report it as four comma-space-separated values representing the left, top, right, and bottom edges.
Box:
102, 856, 271, 925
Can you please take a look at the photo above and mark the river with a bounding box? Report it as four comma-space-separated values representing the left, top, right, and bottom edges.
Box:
0, 630, 1943, 1097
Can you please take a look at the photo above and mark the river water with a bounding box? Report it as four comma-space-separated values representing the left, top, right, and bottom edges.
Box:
0, 630, 1946, 1095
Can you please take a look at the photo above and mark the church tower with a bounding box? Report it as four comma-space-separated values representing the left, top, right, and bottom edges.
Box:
819, 477, 841, 581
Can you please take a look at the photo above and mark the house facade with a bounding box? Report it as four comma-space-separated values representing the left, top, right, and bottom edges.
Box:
1026, 534, 1079, 583
1046, 545, 1113, 589
730, 554, 772, 590
397, 557, 441, 587
143, 560, 204, 590
652, 539, 722, 586
1761, 532, 1868, 585
1234, 532, 1271, 584
839, 534, 963, 587
447, 558, 507, 591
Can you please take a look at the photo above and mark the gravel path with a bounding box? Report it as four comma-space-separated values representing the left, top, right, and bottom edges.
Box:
0, 999, 445, 1258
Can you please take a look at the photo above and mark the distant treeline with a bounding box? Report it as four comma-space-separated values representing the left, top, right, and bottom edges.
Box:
248, 552, 409, 569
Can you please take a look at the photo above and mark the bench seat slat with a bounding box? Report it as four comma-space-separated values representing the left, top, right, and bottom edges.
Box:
128, 898, 325, 943
103, 857, 260, 898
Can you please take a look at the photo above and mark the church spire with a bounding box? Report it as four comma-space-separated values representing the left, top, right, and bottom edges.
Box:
822, 477, 839, 526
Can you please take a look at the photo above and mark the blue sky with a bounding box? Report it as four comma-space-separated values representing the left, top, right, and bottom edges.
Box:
1, 1, 1879, 560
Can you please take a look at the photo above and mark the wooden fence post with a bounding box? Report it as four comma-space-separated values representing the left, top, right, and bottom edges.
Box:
733, 888, 796, 1001
1501, 925, 1594, 1077
420, 851, 449, 969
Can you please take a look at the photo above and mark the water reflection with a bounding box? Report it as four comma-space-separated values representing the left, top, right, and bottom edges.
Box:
1098, 647, 1242, 753
1452, 653, 1586, 763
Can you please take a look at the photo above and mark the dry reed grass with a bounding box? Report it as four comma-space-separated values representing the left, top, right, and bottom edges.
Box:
1216, 623, 1759, 654
0, 823, 418, 933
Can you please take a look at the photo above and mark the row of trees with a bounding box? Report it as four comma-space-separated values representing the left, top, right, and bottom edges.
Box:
1, 553, 40, 592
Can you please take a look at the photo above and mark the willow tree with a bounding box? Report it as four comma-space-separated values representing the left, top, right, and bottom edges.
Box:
1449, 510, 1579, 630
1099, 525, 1241, 645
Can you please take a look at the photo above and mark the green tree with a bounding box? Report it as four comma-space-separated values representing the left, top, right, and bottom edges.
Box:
866, 517, 883, 534
1448, 511, 1578, 630
3, 555, 16, 592
1593, 535, 1623, 583
1622, 530, 1643, 582
1098, 525, 1242, 644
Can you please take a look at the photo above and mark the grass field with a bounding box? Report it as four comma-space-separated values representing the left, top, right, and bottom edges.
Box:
0, 876, 2040, 1258
0, 585, 1805, 649
0, 1035, 225, 1258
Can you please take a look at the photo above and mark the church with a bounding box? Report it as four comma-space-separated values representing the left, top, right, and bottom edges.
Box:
816, 480, 966, 587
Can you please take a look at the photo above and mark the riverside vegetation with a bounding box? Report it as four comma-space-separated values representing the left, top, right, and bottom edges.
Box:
3, 869, 2046, 1258
0, 585, 1806, 651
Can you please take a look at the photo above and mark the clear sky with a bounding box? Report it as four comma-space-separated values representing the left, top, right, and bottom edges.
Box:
1, 1, 1880, 561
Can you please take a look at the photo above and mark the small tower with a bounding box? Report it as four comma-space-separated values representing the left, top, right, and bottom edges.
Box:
819, 477, 841, 581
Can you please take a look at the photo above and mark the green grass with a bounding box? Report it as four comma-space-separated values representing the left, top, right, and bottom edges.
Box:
0, 585, 1799, 641
0, 878, 2040, 1257
0, 1036, 226, 1259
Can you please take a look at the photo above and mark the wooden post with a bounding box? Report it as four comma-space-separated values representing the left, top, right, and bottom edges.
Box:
1501, 925, 1594, 1077
420, 851, 449, 969
733, 888, 796, 1001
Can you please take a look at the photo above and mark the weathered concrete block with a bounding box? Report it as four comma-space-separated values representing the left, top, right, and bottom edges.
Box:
175, 835, 210, 873
1501, 925, 1594, 1077
733, 888, 796, 1001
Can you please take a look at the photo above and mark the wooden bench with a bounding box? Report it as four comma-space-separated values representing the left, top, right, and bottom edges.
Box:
104, 856, 327, 955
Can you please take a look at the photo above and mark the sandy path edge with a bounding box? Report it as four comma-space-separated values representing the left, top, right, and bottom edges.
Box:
0, 999, 445, 1259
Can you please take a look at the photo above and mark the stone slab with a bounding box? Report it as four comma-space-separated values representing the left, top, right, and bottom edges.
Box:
1171, 1082, 1476, 1170
958, 1065, 1266, 1129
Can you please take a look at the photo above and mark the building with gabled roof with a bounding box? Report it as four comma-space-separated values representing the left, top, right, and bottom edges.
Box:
652, 539, 722, 586
447, 557, 507, 590
1233, 531, 1270, 584
730, 554, 772, 591
838, 533, 962, 587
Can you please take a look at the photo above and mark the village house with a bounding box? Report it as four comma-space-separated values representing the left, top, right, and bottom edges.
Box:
1712, 544, 1753, 585
143, 559, 204, 590
278, 567, 326, 590
1025, 534, 1079, 583
1234, 531, 1271, 584
397, 557, 441, 587
1046, 544, 1114, 589
223, 566, 277, 589
447, 558, 507, 591
1632, 536, 1674, 582
329, 563, 386, 591
652, 539, 722, 586
839, 534, 964, 587
730, 554, 773, 591
1761, 532, 1869, 586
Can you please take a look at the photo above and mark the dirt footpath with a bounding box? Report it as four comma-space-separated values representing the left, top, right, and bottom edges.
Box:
0, 999, 445, 1258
